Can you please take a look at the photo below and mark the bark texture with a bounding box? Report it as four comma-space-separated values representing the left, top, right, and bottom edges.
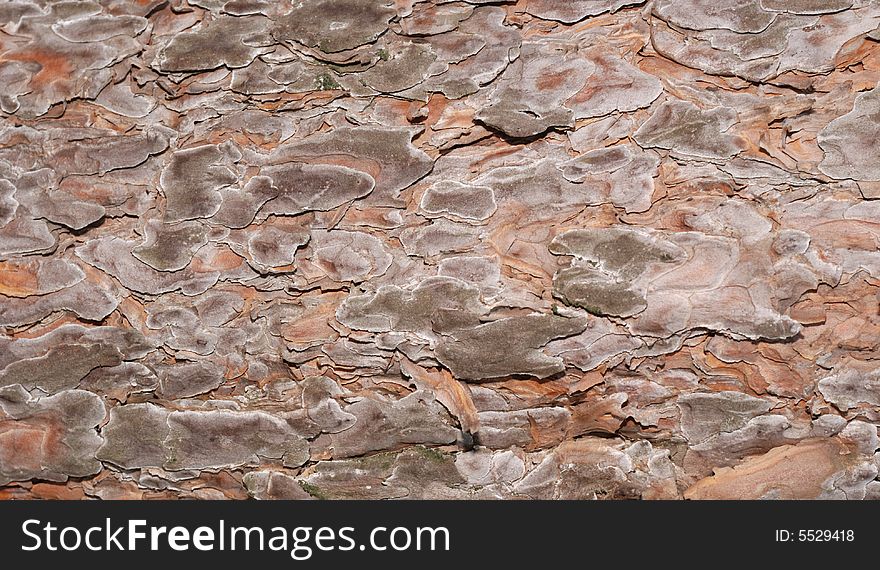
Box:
2, 0, 880, 500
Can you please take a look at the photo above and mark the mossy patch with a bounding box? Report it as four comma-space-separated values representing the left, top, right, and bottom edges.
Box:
299, 480, 329, 500
414, 445, 447, 463
352, 450, 399, 471
315, 73, 340, 91
580, 304, 606, 317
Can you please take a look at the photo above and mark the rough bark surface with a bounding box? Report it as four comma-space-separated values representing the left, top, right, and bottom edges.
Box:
2, 0, 880, 500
